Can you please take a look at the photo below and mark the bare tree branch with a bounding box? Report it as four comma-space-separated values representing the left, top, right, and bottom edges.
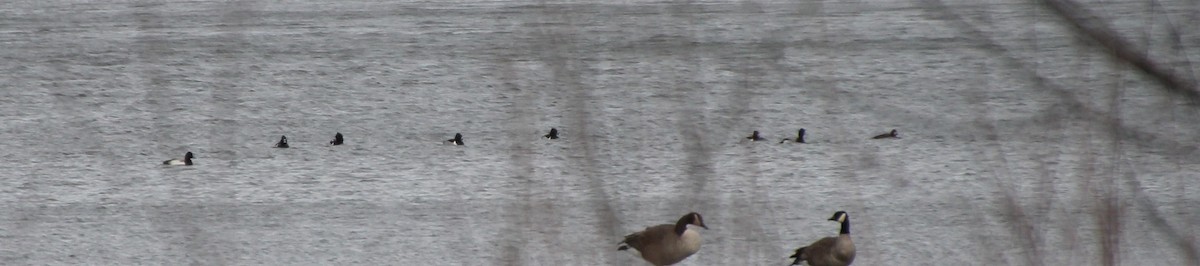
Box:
1041, 0, 1200, 102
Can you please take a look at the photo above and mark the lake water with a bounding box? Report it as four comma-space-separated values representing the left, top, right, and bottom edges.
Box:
1, 0, 1198, 265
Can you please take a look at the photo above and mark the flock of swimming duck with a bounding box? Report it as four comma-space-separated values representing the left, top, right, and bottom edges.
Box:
162, 128, 898, 166
160, 127, 899, 266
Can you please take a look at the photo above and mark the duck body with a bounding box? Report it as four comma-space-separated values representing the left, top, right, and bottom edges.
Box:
446, 133, 464, 145
872, 129, 899, 139
330, 132, 344, 145
746, 131, 766, 141
274, 135, 289, 148
780, 129, 806, 143
163, 152, 194, 166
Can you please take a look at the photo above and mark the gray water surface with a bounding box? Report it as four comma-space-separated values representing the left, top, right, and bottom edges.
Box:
1, 0, 1198, 265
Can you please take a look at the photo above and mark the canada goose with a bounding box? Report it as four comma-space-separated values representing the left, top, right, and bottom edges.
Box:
790, 211, 855, 266
872, 129, 898, 139
163, 152, 194, 166
330, 132, 344, 146
746, 131, 766, 142
544, 128, 559, 139
445, 133, 464, 146
274, 135, 289, 148
780, 128, 807, 144
618, 212, 708, 266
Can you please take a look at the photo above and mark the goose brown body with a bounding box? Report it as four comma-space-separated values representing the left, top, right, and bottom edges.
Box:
790, 211, 855, 266
618, 212, 708, 266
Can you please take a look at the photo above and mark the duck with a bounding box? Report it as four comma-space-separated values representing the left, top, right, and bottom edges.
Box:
162, 152, 194, 166
618, 212, 708, 266
746, 131, 766, 142
445, 133, 464, 146
780, 128, 807, 144
329, 132, 344, 146
544, 128, 559, 139
274, 135, 289, 148
790, 211, 855, 266
872, 129, 899, 139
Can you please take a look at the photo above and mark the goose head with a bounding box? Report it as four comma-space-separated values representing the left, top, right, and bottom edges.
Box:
674, 212, 708, 234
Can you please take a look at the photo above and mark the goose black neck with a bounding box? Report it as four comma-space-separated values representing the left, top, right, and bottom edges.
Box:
839, 218, 850, 235
673, 216, 692, 235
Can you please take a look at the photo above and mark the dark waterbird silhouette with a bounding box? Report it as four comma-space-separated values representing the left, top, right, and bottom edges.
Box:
872, 129, 899, 139
446, 133, 464, 145
274, 135, 289, 148
746, 131, 766, 142
330, 132, 344, 145
780, 128, 806, 144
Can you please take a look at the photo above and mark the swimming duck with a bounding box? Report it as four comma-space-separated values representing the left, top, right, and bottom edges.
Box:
872, 129, 899, 139
746, 131, 766, 142
330, 132, 344, 146
163, 152, 194, 166
780, 129, 806, 144
274, 135, 289, 148
445, 133, 464, 146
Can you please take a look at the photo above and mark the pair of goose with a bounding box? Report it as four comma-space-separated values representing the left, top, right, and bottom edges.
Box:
618, 211, 855, 266
748, 128, 899, 143
273, 132, 346, 148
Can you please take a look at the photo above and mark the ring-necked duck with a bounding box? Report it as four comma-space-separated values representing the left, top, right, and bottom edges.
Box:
330, 132, 344, 146
872, 129, 899, 139
779, 128, 806, 144
163, 152, 194, 166
746, 131, 766, 142
274, 135, 289, 148
445, 133, 464, 146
